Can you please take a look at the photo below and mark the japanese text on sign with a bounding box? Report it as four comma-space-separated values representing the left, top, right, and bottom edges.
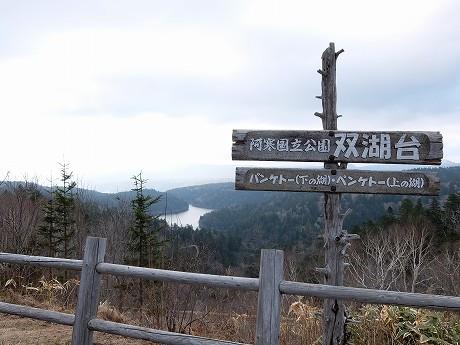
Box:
248, 172, 425, 189
248, 133, 421, 161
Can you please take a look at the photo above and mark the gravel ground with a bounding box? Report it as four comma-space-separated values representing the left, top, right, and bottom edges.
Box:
0, 314, 149, 345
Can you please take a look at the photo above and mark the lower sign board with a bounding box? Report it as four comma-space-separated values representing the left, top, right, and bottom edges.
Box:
235, 167, 440, 195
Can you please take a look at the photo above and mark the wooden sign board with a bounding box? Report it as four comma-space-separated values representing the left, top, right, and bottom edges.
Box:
233, 130, 443, 165
235, 167, 440, 195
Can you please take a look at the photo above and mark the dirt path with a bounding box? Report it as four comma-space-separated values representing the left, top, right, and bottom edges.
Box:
0, 314, 149, 345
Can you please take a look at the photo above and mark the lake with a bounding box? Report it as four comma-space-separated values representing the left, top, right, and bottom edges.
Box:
160, 204, 213, 229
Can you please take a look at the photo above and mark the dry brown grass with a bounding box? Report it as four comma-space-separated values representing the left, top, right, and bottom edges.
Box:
97, 300, 128, 323
2, 281, 459, 345
281, 299, 322, 345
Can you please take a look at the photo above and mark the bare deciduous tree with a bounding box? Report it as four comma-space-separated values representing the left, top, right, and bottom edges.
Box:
348, 225, 407, 290
401, 224, 433, 293
348, 223, 434, 293
0, 181, 43, 254
429, 248, 460, 295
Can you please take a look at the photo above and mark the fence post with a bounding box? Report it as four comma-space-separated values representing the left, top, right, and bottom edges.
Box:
255, 249, 284, 345
71, 237, 107, 345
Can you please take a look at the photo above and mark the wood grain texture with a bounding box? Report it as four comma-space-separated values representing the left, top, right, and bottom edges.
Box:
232, 129, 443, 165
0, 253, 82, 270
255, 250, 284, 345
97, 263, 259, 291
0, 301, 75, 325
71, 237, 107, 345
88, 319, 249, 345
319, 42, 347, 345
235, 167, 440, 195
279, 281, 460, 311
323, 191, 347, 345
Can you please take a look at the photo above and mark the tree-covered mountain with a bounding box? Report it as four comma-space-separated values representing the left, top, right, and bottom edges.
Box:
180, 167, 460, 233
167, 182, 279, 209
1, 182, 189, 215
175, 167, 459, 275
169, 167, 460, 210
109, 188, 188, 214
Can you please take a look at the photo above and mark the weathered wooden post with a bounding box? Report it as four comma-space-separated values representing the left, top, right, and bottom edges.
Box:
71, 237, 107, 345
255, 249, 284, 345
315, 42, 349, 345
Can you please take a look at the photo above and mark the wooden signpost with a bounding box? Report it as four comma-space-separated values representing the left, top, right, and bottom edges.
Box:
232, 43, 443, 345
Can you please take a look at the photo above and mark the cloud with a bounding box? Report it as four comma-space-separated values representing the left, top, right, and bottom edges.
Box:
0, 1, 459, 190
3, 1, 458, 123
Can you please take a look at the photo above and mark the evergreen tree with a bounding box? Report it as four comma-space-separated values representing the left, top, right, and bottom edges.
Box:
128, 172, 161, 268
128, 172, 162, 310
445, 193, 460, 212
429, 197, 441, 214
399, 199, 414, 221
414, 199, 424, 215
442, 193, 460, 239
427, 197, 443, 243
38, 181, 59, 257
54, 162, 77, 258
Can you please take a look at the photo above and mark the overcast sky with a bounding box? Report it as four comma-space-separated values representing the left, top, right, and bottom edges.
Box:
1, 0, 459, 192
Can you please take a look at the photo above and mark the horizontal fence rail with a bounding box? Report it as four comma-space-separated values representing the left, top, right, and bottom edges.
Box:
0, 253, 82, 270
0, 301, 75, 326
97, 262, 259, 291
88, 319, 248, 345
1, 236, 460, 345
280, 281, 460, 312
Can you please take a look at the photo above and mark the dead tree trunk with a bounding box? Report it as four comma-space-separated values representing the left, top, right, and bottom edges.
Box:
315, 42, 350, 345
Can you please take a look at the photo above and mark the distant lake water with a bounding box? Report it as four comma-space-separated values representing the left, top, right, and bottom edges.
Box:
160, 204, 213, 229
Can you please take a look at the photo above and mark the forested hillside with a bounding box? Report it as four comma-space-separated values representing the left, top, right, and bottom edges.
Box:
168, 182, 278, 209
110, 188, 188, 214
183, 167, 460, 231
1, 182, 189, 215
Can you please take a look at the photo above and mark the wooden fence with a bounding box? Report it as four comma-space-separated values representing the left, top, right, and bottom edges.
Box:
1, 236, 460, 345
